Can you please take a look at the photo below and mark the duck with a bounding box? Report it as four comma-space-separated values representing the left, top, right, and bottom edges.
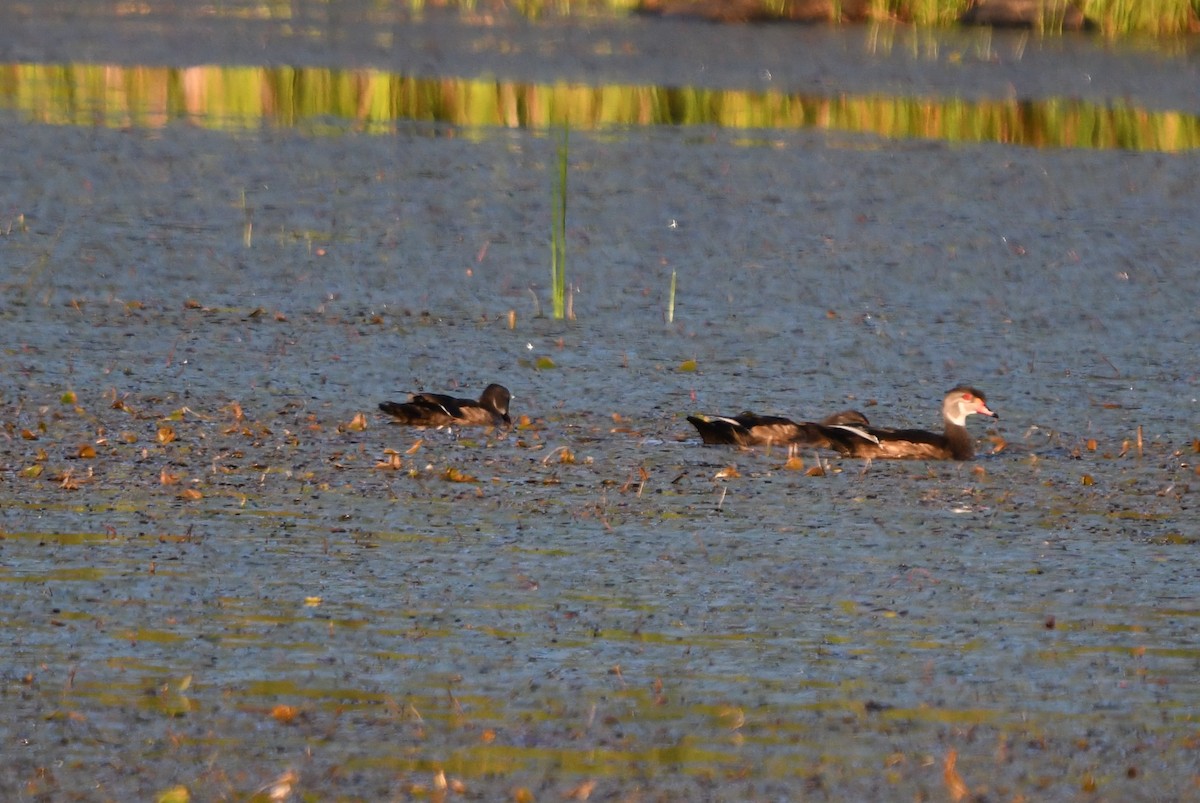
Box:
828, 386, 998, 460
379, 384, 511, 428
687, 408, 877, 448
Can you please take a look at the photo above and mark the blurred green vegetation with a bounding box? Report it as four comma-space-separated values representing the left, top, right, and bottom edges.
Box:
1, 62, 1196, 151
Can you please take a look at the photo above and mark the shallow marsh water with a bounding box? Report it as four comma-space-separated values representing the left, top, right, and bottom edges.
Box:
1, 3, 1199, 800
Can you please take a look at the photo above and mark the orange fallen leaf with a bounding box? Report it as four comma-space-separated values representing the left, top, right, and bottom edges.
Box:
21, 429, 38, 440
178, 488, 203, 501
443, 467, 478, 483
160, 467, 181, 485
270, 705, 299, 724
343, 412, 368, 432
784, 456, 804, 471
806, 465, 826, 477
405, 439, 423, 455
944, 749, 968, 801
375, 451, 403, 470
565, 779, 597, 800
714, 465, 739, 479
157, 426, 176, 444
77, 445, 96, 459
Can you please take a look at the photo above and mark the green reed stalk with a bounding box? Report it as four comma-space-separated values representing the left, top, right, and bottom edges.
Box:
666, 268, 677, 324
550, 125, 568, 320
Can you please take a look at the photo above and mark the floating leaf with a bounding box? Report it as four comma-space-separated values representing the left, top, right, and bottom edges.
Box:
155, 786, 190, 803
157, 426, 176, 444
344, 412, 368, 432
21, 429, 37, 440
304, 597, 322, 607
565, 780, 597, 800
443, 467, 478, 483
677, 359, 698, 372
375, 451, 403, 470
160, 467, 181, 485
1081, 474, 1094, 486
784, 456, 804, 471
943, 749, 968, 802
77, 445, 96, 459
178, 488, 203, 501
535, 356, 556, 370
806, 465, 826, 477
20, 464, 43, 479
714, 465, 740, 479
61, 391, 77, 405
543, 447, 575, 465
1086, 438, 1097, 451
271, 705, 299, 724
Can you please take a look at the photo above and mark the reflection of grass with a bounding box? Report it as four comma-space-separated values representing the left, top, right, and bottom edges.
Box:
8, 63, 1199, 152
399, 0, 1196, 35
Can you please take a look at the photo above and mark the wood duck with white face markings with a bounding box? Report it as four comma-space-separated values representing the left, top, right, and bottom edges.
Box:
687, 408, 878, 448
828, 386, 998, 460
379, 384, 511, 428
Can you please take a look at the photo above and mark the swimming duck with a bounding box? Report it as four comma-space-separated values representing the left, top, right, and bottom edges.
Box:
828, 386, 998, 460
687, 408, 877, 448
379, 384, 511, 428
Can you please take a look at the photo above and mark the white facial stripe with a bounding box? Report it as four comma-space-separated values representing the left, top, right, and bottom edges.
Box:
946, 403, 969, 426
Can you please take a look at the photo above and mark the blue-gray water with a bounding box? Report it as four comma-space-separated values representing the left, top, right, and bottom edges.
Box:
1, 3, 1198, 799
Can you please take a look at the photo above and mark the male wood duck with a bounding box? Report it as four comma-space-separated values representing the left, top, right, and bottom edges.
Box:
379, 384, 511, 428
828, 386, 998, 460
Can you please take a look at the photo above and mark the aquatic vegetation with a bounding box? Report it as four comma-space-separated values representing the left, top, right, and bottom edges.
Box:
550, 124, 571, 320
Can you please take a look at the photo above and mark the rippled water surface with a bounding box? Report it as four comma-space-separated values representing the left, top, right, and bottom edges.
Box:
1, 2, 1198, 800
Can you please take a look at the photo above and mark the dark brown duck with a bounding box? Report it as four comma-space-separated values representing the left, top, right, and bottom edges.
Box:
828, 386, 998, 460
379, 384, 511, 428
687, 408, 877, 448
